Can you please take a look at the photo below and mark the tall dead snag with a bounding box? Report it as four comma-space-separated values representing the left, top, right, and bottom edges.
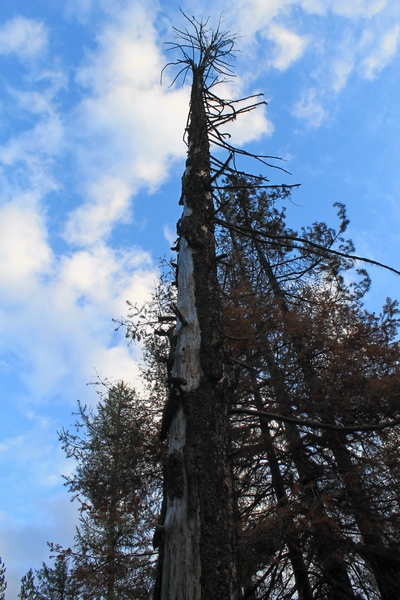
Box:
154, 15, 274, 600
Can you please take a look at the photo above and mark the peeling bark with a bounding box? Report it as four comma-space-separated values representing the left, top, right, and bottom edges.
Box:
156, 61, 238, 600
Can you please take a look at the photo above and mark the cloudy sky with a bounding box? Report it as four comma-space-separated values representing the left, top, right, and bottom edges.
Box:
0, 0, 399, 594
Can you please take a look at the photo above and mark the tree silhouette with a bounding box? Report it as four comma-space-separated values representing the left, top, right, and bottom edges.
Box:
217, 181, 400, 598
19, 568, 40, 600
0, 558, 6, 600
141, 13, 400, 599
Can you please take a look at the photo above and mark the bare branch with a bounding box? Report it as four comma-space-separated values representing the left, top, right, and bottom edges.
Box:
215, 216, 400, 276
231, 407, 400, 433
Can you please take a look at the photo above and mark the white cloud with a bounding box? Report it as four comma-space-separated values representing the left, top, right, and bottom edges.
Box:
224, 102, 274, 145
329, 0, 387, 19
0, 252, 154, 403
327, 32, 358, 92
208, 79, 274, 146
0, 202, 52, 296
300, 0, 387, 18
0, 3, 168, 411
226, 0, 284, 37
0, 70, 65, 204
64, 177, 133, 246
0, 114, 63, 167
0, 181, 155, 404
222, 0, 399, 131
56, 242, 154, 315
163, 224, 176, 246
331, 55, 355, 92
362, 23, 400, 78
63, 2, 278, 251
299, 0, 327, 14
76, 6, 162, 93
9, 68, 67, 115
10, 241, 156, 401
63, 0, 95, 22
0, 17, 48, 60
292, 88, 328, 127
267, 24, 309, 70
64, 3, 189, 243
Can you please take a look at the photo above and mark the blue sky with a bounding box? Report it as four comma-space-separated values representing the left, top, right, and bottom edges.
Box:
0, 0, 399, 595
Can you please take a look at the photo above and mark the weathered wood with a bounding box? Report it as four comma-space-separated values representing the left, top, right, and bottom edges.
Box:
156, 37, 238, 600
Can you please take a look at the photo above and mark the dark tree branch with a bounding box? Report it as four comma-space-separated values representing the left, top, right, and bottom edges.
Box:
231, 407, 400, 433
215, 216, 400, 276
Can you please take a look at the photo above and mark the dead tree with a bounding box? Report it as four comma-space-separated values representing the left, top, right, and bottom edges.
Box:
153, 15, 284, 600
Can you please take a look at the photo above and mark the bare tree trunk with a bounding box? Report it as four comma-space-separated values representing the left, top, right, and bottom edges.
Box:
154, 15, 309, 598
155, 66, 238, 600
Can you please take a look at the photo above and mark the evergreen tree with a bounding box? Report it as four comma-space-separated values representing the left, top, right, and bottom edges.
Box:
125, 175, 400, 598
19, 569, 40, 600
0, 557, 6, 600
35, 555, 80, 600
55, 382, 161, 599
216, 180, 400, 598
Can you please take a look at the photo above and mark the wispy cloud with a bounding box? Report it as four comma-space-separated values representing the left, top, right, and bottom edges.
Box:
267, 24, 309, 70
292, 88, 328, 127
63, 177, 133, 247
63, 4, 188, 246
0, 238, 155, 403
0, 16, 48, 60
163, 224, 176, 246
328, 0, 387, 19
216, 80, 274, 145
221, 0, 399, 126
362, 23, 400, 78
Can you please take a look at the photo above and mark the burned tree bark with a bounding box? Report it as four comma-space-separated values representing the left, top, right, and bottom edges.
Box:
155, 15, 295, 598
155, 18, 240, 600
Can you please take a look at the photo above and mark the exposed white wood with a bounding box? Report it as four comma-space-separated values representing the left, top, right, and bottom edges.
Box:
161, 406, 201, 600
160, 188, 203, 598
172, 231, 203, 391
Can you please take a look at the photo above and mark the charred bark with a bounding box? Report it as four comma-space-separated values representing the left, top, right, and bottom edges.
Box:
155, 22, 239, 600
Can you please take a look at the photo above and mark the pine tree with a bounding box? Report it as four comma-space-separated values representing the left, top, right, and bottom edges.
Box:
19, 569, 40, 600
129, 173, 400, 598
0, 557, 6, 600
217, 181, 400, 597
35, 555, 80, 600
56, 382, 161, 599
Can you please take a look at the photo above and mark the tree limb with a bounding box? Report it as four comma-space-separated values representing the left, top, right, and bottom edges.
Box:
231, 407, 400, 432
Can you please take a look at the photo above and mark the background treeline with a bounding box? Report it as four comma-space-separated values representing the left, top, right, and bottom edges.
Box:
10, 176, 400, 599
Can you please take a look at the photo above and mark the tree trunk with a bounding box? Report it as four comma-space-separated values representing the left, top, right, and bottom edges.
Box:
155, 68, 238, 600
251, 381, 314, 600
324, 431, 400, 600
226, 210, 356, 598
